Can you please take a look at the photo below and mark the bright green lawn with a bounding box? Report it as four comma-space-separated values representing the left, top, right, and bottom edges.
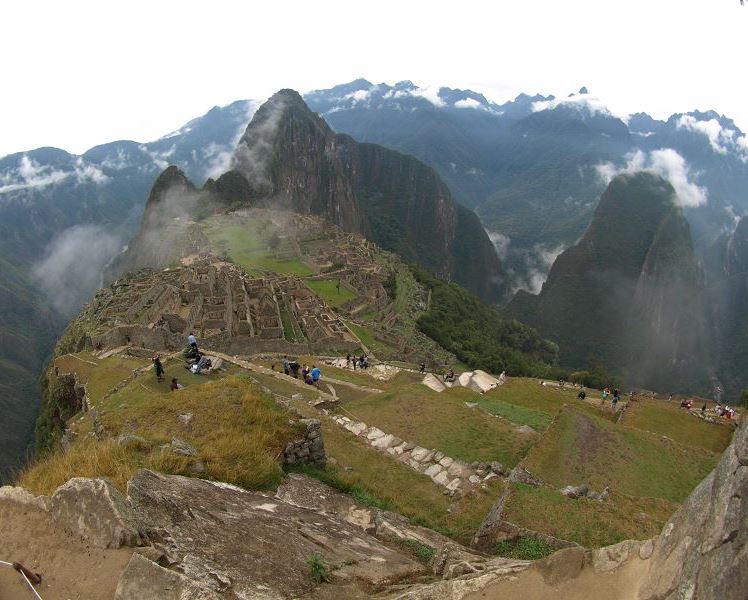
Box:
522, 407, 719, 503
346, 383, 535, 467
503, 483, 678, 548
304, 278, 357, 307
204, 222, 314, 276
621, 398, 733, 454
476, 396, 553, 431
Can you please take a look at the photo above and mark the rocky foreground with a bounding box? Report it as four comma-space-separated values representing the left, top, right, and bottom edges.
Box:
0, 418, 744, 599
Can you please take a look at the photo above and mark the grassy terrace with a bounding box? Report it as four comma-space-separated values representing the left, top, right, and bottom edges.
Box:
22, 377, 297, 495
522, 406, 719, 503
203, 220, 314, 276
288, 395, 505, 544
620, 398, 733, 453
503, 483, 678, 548
344, 382, 536, 467
304, 278, 357, 307
54, 352, 144, 404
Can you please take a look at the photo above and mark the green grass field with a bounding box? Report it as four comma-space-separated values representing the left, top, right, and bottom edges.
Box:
304, 278, 357, 307
54, 352, 146, 405
503, 483, 678, 548
346, 383, 536, 467
203, 220, 314, 276
522, 406, 719, 503
620, 398, 733, 454
288, 395, 504, 544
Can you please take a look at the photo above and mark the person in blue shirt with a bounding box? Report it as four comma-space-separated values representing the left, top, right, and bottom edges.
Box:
310, 365, 321, 386
187, 332, 198, 351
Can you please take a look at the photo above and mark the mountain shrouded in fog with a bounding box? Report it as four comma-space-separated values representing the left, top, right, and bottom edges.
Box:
506, 172, 709, 393
2, 78, 748, 476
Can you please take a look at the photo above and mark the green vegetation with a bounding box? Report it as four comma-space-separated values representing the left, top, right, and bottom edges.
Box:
401, 539, 435, 563
23, 377, 297, 495
304, 278, 356, 307
522, 407, 719, 503
343, 320, 396, 355
203, 220, 313, 276
503, 483, 678, 548
476, 396, 553, 431
346, 383, 534, 467
495, 536, 556, 560
288, 395, 504, 544
621, 398, 732, 454
306, 553, 332, 583
413, 268, 559, 377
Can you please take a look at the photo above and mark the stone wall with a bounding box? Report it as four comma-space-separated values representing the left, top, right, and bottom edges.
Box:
281, 419, 326, 468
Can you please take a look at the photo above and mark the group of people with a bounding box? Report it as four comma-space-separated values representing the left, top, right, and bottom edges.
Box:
151, 354, 183, 391
714, 403, 736, 419
600, 386, 621, 409
281, 355, 322, 386
346, 353, 369, 370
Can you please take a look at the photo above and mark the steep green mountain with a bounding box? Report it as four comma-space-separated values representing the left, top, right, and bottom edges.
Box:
505, 172, 709, 392
232, 89, 505, 301
708, 216, 748, 400
0, 255, 59, 481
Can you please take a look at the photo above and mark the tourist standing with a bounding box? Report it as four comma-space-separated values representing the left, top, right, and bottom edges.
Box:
153, 355, 165, 382
188, 332, 198, 351
311, 365, 321, 387
282, 355, 290, 376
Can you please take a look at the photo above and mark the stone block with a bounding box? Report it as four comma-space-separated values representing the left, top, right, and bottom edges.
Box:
424, 464, 443, 478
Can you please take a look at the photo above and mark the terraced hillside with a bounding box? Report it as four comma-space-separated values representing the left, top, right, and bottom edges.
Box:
19, 208, 737, 583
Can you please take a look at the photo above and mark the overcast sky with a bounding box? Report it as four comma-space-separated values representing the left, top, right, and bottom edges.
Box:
0, 0, 745, 158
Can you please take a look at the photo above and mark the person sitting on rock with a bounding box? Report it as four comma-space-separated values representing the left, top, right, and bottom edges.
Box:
444, 368, 456, 383
577, 389, 586, 400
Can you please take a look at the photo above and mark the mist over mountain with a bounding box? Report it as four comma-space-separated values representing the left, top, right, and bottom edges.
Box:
2, 78, 748, 476
506, 172, 709, 393
118, 90, 504, 301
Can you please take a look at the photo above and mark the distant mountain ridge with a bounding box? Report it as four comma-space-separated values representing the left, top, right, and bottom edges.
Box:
3, 78, 748, 477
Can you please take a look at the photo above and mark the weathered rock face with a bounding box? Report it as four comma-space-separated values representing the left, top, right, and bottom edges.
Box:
638, 419, 747, 600
126, 470, 424, 597
50, 477, 143, 549
233, 89, 505, 301
115, 553, 221, 600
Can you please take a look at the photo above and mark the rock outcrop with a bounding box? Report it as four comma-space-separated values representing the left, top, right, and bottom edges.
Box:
638, 419, 747, 600
126, 469, 424, 597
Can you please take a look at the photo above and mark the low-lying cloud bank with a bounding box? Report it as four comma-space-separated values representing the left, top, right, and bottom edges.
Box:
595, 148, 708, 207
32, 224, 123, 315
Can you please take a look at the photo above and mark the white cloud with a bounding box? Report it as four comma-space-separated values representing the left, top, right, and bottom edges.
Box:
0, 155, 71, 194
101, 148, 132, 170
32, 224, 123, 315
344, 89, 371, 103
676, 114, 748, 162
74, 157, 109, 184
454, 97, 482, 109
595, 148, 708, 207
532, 92, 616, 119
393, 85, 445, 107
487, 230, 510, 261
511, 243, 566, 295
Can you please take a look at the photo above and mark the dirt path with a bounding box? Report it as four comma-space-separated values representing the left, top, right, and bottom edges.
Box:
0, 500, 132, 600
464, 558, 649, 600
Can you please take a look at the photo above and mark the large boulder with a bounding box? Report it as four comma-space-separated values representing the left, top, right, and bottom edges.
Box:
115, 553, 221, 600
126, 470, 424, 597
50, 477, 142, 548
638, 420, 747, 600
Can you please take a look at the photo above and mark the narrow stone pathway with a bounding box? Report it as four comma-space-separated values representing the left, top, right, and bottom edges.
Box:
328, 414, 496, 495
